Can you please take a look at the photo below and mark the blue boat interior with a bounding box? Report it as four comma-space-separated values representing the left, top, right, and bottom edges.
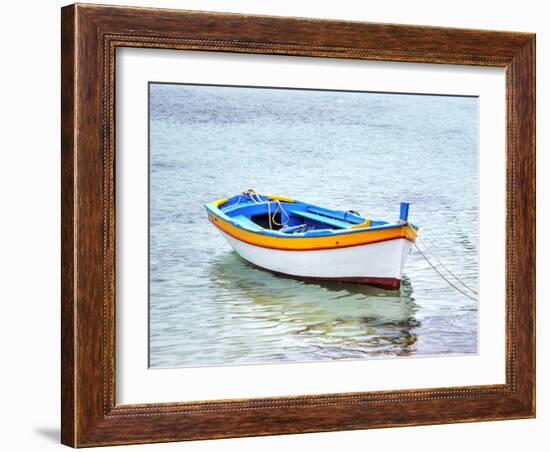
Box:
206, 192, 409, 237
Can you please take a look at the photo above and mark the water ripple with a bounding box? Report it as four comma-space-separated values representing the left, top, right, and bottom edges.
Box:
148, 84, 478, 368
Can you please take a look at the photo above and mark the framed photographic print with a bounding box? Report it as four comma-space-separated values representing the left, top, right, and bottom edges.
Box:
61, 3, 536, 447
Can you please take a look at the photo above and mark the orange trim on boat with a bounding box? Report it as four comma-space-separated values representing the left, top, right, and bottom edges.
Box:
208, 213, 416, 251
212, 197, 229, 208
348, 218, 372, 229
267, 195, 295, 203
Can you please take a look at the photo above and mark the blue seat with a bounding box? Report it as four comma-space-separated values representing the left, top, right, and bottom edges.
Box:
293, 210, 350, 229
233, 215, 263, 230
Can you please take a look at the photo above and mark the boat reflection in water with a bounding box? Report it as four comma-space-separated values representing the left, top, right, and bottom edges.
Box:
207, 252, 421, 364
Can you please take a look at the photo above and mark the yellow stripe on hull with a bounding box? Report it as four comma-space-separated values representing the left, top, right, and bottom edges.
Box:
208, 213, 416, 251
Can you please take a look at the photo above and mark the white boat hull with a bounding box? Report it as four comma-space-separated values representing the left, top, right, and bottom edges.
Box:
218, 230, 413, 290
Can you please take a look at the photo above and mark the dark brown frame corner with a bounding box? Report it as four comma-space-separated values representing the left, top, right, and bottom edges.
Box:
61, 3, 536, 447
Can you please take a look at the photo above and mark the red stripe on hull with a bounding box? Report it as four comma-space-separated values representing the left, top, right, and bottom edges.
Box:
242, 258, 401, 290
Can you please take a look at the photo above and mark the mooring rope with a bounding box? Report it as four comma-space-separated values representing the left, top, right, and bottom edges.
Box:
412, 242, 478, 301
416, 234, 478, 295
407, 225, 478, 301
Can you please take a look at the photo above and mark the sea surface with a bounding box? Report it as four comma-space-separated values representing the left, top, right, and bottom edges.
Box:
148, 83, 479, 368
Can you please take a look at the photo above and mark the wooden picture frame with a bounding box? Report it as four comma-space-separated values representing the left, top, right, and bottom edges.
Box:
61, 3, 535, 447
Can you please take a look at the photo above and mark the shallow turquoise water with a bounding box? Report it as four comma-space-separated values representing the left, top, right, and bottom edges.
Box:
148, 83, 478, 368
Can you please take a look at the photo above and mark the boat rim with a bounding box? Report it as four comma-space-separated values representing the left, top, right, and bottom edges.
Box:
204, 195, 418, 239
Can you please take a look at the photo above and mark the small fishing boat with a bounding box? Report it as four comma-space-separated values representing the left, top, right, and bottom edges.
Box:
204, 190, 418, 290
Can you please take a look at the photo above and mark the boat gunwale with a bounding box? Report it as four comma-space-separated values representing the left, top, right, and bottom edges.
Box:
204, 196, 418, 240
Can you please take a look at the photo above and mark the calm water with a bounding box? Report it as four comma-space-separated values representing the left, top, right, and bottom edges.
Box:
149, 83, 478, 368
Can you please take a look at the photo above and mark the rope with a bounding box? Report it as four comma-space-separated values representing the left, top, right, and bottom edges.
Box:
412, 242, 477, 301
267, 200, 272, 230
271, 199, 290, 227
407, 225, 478, 301
241, 189, 289, 229
242, 188, 263, 204
408, 225, 478, 296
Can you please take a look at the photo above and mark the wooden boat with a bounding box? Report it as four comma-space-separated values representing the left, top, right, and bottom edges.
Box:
204, 190, 418, 290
